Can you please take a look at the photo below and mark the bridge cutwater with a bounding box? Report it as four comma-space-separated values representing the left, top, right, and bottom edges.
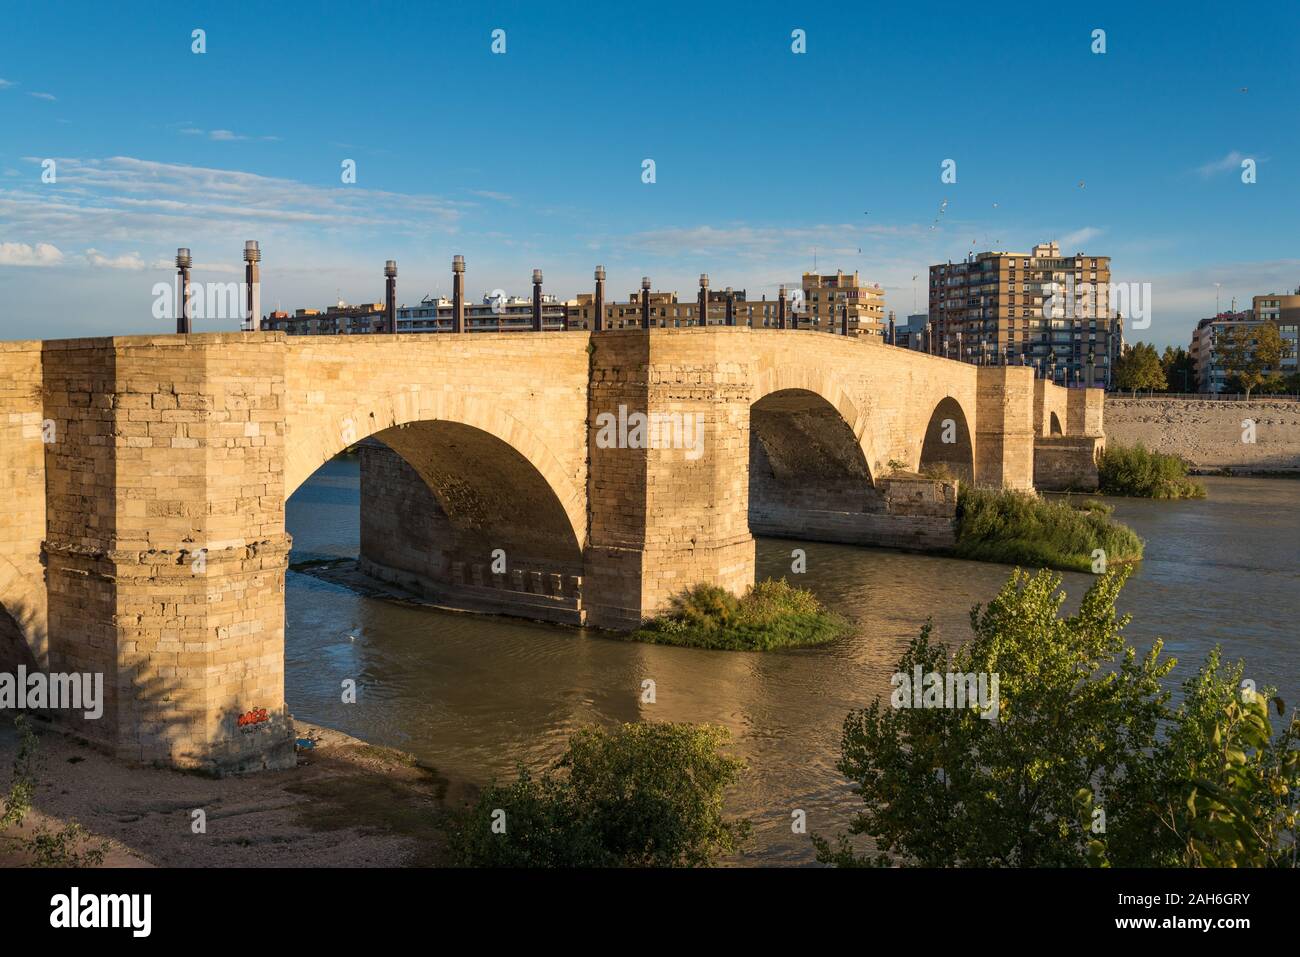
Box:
0, 326, 1103, 773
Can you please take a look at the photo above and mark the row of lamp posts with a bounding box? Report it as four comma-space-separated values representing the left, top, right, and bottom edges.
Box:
171, 245, 862, 335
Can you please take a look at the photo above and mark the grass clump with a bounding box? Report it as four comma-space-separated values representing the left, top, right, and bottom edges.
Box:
632, 579, 848, 651
952, 486, 1143, 573
1098, 443, 1206, 499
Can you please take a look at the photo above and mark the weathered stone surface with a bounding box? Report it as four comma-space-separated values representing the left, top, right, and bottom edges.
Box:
1104, 396, 1299, 472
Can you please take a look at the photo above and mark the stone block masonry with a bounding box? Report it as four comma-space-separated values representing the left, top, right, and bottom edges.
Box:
2, 328, 1100, 771
1104, 397, 1300, 473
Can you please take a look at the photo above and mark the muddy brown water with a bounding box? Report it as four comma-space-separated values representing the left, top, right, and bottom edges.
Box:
286, 461, 1299, 865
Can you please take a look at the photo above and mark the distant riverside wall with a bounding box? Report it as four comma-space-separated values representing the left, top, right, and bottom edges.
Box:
1104, 397, 1300, 473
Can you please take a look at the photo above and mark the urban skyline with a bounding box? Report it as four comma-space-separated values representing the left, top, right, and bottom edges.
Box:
1, 1, 1297, 349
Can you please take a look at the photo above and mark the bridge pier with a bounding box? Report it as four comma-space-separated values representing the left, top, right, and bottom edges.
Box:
583, 330, 755, 629
1033, 383, 1107, 490
39, 336, 294, 772
974, 366, 1037, 490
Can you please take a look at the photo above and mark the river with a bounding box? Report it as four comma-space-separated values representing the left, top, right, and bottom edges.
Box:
284, 460, 1299, 865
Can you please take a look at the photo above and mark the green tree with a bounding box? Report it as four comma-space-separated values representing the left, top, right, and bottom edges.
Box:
1217, 323, 1284, 398
1160, 345, 1195, 393
1112, 342, 1166, 394
813, 568, 1300, 868
447, 722, 750, 867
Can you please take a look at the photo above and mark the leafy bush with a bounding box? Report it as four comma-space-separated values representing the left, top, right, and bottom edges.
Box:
1098, 443, 1206, 499
447, 722, 750, 867
952, 486, 1143, 573
633, 579, 848, 651
812, 567, 1300, 868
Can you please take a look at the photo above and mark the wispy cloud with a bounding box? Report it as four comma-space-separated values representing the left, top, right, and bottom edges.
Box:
1057, 226, 1103, 249
1195, 150, 1247, 178
0, 156, 468, 272
0, 78, 14, 89
616, 222, 920, 261
470, 189, 515, 204
0, 242, 64, 267
181, 127, 280, 142
27, 91, 56, 102
84, 248, 148, 270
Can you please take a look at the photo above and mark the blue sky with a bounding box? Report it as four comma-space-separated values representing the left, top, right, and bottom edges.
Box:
1, 0, 1296, 348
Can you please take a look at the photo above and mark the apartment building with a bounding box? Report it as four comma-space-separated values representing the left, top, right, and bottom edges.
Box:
928, 241, 1122, 387
262, 302, 386, 335
1191, 291, 1300, 393
568, 287, 764, 329
802, 270, 887, 336
893, 313, 930, 351
397, 293, 567, 332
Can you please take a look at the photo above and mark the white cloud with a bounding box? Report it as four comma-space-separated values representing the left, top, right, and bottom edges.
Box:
0, 79, 14, 89
180, 126, 277, 142
0, 156, 467, 253
1196, 150, 1247, 178
0, 242, 63, 266
84, 248, 147, 270
1057, 227, 1103, 249
27, 91, 56, 102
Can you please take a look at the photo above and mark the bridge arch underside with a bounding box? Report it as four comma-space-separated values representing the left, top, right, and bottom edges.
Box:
918, 396, 975, 485
748, 389, 878, 542
747, 389, 957, 551
356, 421, 586, 625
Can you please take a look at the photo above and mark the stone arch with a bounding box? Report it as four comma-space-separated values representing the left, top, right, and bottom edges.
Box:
285, 391, 586, 551
1050, 411, 1064, 436
0, 557, 45, 671
365, 420, 583, 573
751, 365, 877, 482
748, 373, 879, 540
918, 395, 975, 484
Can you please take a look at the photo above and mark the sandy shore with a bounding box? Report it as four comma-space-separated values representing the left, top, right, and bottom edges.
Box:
0, 717, 474, 868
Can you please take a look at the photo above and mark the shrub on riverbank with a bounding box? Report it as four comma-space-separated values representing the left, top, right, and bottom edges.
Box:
812, 567, 1300, 868
952, 486, 1143, 573
446, 722, 750, 867
1098, 443, 1207, 499
631, 579, 848, 651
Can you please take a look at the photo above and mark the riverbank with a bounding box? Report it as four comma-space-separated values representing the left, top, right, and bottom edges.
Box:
1104, 397, 1300, 474
0, 717, 466, 867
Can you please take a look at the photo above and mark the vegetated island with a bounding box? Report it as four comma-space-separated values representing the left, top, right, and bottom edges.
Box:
1097, 442, 1207, 499
950, 485, 1143, 574
631, 578, 848, 651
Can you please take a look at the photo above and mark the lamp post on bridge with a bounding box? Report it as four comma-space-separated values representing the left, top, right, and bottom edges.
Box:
641, 277, 652, 329
244, 241, 261, 332
175, 247, 193, 334
532, 269, 544, 331
384, 259, 397, 334
725, 286, 734, 327
593, 266, 606, 332
778, 285, 787, 330
451, 255, 465, 333
698, 274, 709, 327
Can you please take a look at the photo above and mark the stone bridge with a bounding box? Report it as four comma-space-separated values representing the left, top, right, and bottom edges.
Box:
0, 329, 1103, 772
